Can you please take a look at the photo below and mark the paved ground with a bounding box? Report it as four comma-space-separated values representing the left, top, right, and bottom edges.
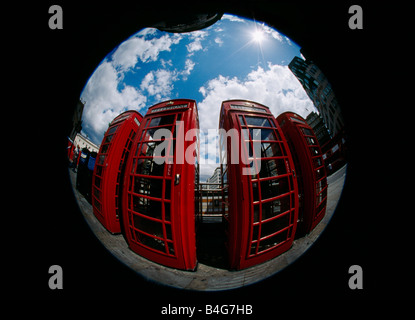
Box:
69, 164, 347, 291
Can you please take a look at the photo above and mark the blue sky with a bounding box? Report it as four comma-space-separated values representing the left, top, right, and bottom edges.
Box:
80, 14, 316, 180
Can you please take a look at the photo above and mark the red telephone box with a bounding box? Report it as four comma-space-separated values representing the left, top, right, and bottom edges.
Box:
276, 112, 327, 236
219, 100, 298, 270
122, 99, 199, 271
92, 110, 143, 234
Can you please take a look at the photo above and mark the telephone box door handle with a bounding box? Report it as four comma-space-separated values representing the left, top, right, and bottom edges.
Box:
174, 174, 181, 185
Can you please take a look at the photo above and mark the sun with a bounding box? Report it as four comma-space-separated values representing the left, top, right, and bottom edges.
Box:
251, 28, 265, 44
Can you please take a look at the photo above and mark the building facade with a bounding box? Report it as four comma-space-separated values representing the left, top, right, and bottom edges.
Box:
305, 112, 331, 146
289, 55, 344, 138
73, 133, 100, 153
206, 167, 221, 189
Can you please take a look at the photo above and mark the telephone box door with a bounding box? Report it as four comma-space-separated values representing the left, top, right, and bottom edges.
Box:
122, 101, 198, 271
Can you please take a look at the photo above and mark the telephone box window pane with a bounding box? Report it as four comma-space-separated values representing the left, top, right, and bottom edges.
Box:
263, 128, 279, 141
145, 127, 173, 141
140, 140, 172, 158
316, 179, 327, 193
94, 176, 101, 189
258, 229, 288, 252
262, 196, 290, 220
260, 177, 290, 200
253, 204, 260, 222
244, 116, 272, 127
259, 158, 287, 179
316, 200, 326, 215
136, 158, 165, 176
93, 199, 101, 212
260, 214, 290, 238
316, 168, 325, 181
164, 181, 171, 200
93, 187, 101, 200
103, 134, 114, 144
101, 144, 110, 154
243, 140, 253, 158
313, 157, 323, 168
249, 128, 279, 141
133, 214, 164, 238
132, 195, 162, 220
316, 188, 327, 205
149, 117, 162, 128
252, 225, 259, 241
252, 182, 260, 202
261, 142, 283, 158
168, 244, 175, 255
242, 128, 250, 140
139, 129, 147, 142
97, 155, 106, 165
149, 114, 176, 127
305, 136, 316, 145
164, 203, 171, 221
139, 142, 156, 157
107, 125, 118, 135
165, 223, 172, 240
250, 243, 257, 256
95, 165, 103, 177
301, 127, 313, 136
310, 147, 320, 155
134, 176, 163, 198
136, 231, 165, 253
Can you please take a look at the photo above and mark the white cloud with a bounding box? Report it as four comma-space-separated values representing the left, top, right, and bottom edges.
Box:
214, 37, 224, 46
186, 30, 208, 56
181, 59, 195, 80
189, 30, 208, 40
221, 14, 246, 23
140, 68, 177, 101
197, 63, 316, 178
284, 36, 293, 46
136, 28, 157, 38
160, 59, 172, 68
260, 23, 283, 42
187, 41, 203, 54
111, 30, 182, 71
80, 61, 147, 145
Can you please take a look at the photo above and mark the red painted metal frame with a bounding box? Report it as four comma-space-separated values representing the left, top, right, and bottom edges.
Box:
92, 110, 143, 234
276, 112, 328, 237
122, 99, 199, 271
219, 100, 298, 270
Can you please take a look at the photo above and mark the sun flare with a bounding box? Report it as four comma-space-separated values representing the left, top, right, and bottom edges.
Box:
251, 28, 265, 44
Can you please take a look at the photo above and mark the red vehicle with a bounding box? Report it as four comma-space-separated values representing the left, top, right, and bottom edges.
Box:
92, 110, 143, 234
276, 112, 327, 237
122, 99, 199, 271
219, 100, 299, 270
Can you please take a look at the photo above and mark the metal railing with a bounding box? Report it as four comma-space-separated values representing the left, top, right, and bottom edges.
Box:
197, 182, 224, 223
